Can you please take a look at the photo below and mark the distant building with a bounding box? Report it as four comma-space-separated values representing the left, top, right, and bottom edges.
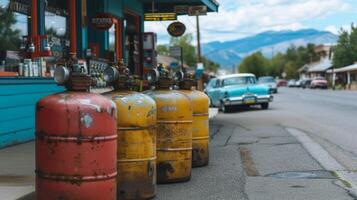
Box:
327, 62, 357, 90
299, 44, 335, 79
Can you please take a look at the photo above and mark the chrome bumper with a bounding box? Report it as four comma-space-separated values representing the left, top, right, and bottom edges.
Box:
223, 95, 273, 106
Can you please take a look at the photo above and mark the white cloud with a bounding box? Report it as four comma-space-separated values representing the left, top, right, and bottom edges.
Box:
325, 24, 353, 35
145, 0, 352, 44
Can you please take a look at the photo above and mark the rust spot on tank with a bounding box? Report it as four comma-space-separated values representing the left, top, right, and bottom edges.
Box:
157, 162, 174, 182
148, 161, 155, 177
192, 148, 202, 164
146, 107, 156, 118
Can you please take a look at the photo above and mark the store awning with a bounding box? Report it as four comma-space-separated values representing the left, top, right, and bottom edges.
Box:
327, 63, 357, 73
140, 0, 219, 14
308, 57, 333, 73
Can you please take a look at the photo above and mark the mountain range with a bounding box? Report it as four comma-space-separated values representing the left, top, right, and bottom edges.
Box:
202, 29, 338, 69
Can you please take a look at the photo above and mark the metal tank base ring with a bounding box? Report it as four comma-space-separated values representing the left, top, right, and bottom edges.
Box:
35, 171, 117, 182
36, 132, 117, 142
193, 113, 209, 116
117, 157, 157, 163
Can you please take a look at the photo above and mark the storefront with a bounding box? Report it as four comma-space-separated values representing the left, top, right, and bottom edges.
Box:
0, 0, 218, 148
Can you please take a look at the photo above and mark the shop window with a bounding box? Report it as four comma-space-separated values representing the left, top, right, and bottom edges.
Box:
124, 11, 142, 75
45, 9, 69, 60
108, 26, 115, 52
0, 0, 28, 51
0, 0, 28, 75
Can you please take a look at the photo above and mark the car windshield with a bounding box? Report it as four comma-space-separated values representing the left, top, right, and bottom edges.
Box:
259, 77, 276, 83
223, 76, 256, 86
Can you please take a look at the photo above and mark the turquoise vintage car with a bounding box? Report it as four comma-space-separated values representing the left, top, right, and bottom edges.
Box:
205, 73, 273, 112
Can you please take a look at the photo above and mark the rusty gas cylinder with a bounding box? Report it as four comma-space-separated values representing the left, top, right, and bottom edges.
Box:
35, 62, 117, 200
144, 67, 193, 184
104, 65, 157, 199
177, 75, 210, 167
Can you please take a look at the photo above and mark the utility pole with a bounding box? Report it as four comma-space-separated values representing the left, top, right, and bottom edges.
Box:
196, 15, 204, 90
196, 15, 202, 63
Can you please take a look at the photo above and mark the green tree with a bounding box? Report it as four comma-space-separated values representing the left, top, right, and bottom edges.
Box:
157, 34, 220, 72
170, 34, 196, 67
0, 8, 21, 51
202, 56, 219, 72
332, 25, 357, 68
268, 52, 286, 77
285, 61, 298, 79
157, 44, 169, 56
238, 52, 268, 77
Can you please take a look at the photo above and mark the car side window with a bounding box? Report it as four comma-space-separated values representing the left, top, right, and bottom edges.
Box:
215, 79, 221, 88
207, 79, 217, 88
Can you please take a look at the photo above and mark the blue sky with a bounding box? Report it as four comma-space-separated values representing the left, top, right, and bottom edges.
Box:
145, 0, 357, 44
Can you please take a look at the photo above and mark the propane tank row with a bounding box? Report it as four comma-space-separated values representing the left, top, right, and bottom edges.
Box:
35, 59, 209, 200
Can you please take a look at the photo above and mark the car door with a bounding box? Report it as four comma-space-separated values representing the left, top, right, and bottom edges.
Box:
246, 76, 257, 95
212, 79, 223, 106
205, 78, 217, 105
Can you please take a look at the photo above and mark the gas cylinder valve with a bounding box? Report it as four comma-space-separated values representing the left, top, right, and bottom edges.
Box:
174, 70, 196, 90
104, 60, 137, 90
53, 55, 91, 91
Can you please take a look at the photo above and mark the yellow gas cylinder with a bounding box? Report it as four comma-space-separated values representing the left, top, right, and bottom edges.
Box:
176, 72, 210, 167
144, 67, 193, 183
104, 65, 157, 200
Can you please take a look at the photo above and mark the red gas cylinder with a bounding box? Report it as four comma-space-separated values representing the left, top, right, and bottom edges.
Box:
35, 62, 117, 200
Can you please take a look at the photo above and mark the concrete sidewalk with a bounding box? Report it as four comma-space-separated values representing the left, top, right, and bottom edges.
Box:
0, 109, 219, 200
1, 108, 352, 200
0, 142, 35, 200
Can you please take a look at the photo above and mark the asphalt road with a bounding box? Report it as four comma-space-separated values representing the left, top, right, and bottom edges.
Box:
271, 87, 357, 171
155, 87, 357, 200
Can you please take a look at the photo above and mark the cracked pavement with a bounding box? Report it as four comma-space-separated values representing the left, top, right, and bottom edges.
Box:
156, 88, 356, 200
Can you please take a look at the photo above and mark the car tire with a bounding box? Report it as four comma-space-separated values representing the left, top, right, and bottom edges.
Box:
220, 102, 230, 113
261, 103, 269, 110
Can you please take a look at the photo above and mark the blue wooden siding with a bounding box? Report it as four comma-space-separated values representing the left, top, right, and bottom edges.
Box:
0, 78, 64, 149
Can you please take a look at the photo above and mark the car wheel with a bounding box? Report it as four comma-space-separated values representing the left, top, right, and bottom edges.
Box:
261, 103, 269, 110
220, 102, 230, 113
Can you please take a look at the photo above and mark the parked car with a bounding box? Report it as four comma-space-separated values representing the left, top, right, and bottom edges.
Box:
258, 76, 278, 93
277, 79, 288, 87
300, 79, 312, 89
310, 77, 328, 89
295, 80, 302, 87
288, 80, 297, 87
205, 73, 273, 113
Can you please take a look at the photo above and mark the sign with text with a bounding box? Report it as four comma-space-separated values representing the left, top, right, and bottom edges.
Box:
167, 22, 186, 37
8, 0, 29, 15
174, 5, 189, 14
144, 13, 177, 21
170, 46, 182, 57
188, 6, 207, 16
90, 13, 114, 30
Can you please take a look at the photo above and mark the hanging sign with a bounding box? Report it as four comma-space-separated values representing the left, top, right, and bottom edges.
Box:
144, 13, 177, 21
169, 46, 182, 57
188, 6, 207, 16
167, 22, 186, 37
174, 6, 189, 14
90, 13, 114, 30
8, 0, 30, 15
